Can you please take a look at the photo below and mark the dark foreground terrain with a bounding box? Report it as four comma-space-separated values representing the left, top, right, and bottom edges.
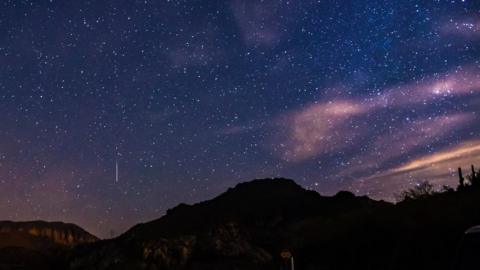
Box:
1, 178, 480, 270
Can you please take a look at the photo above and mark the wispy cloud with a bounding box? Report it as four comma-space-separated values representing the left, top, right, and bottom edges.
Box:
230, 0, 290, 47
351, 140, 480, 201
377, 114, 472, 158
440, 17, 480, 39
342, 113, 475, 176
392, 141, 480, 174
377, 66, 480, 107
272, 66, 480, 162
274, 99, 367, 161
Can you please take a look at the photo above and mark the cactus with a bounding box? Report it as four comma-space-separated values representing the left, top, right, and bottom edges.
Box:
471, 165, 478, 185
458, 167, 465, 188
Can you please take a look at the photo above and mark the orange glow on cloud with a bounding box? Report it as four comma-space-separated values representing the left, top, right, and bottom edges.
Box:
351, 140, 480, 201
393, 141, 480, 173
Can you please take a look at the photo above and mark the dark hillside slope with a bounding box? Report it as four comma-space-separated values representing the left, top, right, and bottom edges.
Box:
125, 178, 385, 239
294, 187, 480, 270
68, 178, 390, 270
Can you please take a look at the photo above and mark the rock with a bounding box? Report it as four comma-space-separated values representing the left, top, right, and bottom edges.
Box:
0, 220, 98, 248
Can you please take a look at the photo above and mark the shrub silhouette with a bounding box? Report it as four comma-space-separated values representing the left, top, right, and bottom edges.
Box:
396, 181, 435, 202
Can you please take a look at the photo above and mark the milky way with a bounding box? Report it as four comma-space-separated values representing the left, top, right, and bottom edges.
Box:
0, 0, 479, 237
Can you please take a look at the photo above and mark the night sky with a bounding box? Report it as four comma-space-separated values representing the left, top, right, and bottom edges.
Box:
0, 0, 479, 238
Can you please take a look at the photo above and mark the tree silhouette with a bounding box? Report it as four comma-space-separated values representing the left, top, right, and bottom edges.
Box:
397, 181, 435, 201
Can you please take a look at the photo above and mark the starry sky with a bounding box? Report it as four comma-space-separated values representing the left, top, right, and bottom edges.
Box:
0, 0, 479, 238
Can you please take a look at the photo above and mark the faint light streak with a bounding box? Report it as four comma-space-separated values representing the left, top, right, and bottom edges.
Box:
393, 142, 480, 174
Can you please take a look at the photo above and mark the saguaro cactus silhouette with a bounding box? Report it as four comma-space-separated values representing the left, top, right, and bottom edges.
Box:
458, 167, 465, 188
471, 165, 478, 186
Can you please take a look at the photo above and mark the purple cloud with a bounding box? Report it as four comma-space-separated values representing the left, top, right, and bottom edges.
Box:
273, 99, 368, 161
440, 17, 480, 39
271, 66, 480, 162
342, 113, 475, 175
231, 0, 290, 47
377, 66, 480, 107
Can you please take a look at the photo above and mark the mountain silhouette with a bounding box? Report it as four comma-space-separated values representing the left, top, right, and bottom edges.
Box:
3, 177, 480, 270
67, 178, 389, 270
124, 178, 386, 239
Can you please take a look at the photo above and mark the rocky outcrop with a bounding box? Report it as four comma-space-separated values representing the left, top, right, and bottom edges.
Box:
140, 236, 196, 268
0, 220, 98, 248
69, 223, 273, 270
0, 221, 98, 270
199, 222, 273, 264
